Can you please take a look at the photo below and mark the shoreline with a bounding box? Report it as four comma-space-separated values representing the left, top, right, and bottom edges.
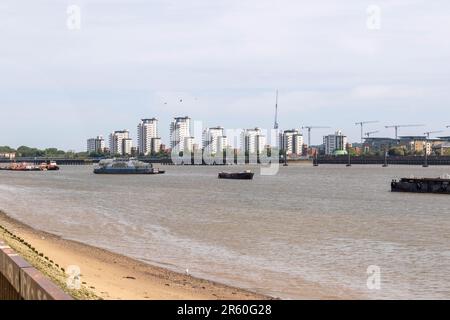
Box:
0, 210, 271, 300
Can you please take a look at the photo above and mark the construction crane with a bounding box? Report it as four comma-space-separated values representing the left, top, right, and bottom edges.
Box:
301, 126, 331, 148
385, 124, 425, 140
424, 130, 443, 139
422, 130, 442, 168
355, 121, 379, 144
365, 130, 379, 138
274, 90, 279, 130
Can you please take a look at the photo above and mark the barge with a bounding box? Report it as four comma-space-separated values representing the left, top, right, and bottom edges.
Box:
94, 159, 165, 174
391, 177, 450, 194
218, 170, 254, 180
0, 162, 41, 171
0, 161, 60, 171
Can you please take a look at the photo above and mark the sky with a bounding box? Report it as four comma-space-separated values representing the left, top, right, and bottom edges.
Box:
1, 0, 450, 151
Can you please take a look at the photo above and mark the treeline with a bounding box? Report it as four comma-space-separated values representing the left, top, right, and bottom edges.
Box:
0, 146, 89, 158
388, 147, 450, 156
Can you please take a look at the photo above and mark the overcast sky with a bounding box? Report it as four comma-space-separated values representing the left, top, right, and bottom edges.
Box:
1, 0, 450, 151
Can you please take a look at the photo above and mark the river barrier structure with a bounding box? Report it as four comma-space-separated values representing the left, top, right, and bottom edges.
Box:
315, 155, 450, 166
0, 239, 72, 300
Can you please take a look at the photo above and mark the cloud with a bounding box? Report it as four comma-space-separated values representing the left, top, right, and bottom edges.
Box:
0, 0, 450, 149
351, 85, 428, 99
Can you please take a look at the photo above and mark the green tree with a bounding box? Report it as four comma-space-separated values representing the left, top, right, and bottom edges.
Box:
0, 146, 16, 153
16, 146, 45, 157
388, 147, 406, 156
44, 148, 66, 157
347, 147, 358, 156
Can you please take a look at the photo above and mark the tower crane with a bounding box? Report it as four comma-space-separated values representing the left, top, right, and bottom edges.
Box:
355, 121, 379, 143
364, 130, 379, 138
385, 124, 425, 140
422, 130, 442, 168
301, 126, 331, 148
424, 130, 443, 139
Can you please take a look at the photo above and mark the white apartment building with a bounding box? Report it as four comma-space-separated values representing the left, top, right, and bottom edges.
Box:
240, 128, 264, 154
122, 138, 133, 156
138, 118, 159, 155
184, 137, 195, 153
151, 137, 162, 154
323, 130, 348, 155
280, 129, 304, 155
217, 136, 228, 154
202, 127, 227, 155
109, 130, 132, 156
87, 136, 105, 154
256, 135, 266, 154
170, 116, 192, 153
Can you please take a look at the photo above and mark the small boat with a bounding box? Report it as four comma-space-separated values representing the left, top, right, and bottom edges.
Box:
94, 159, 165, 175
40, 161, 60, 171
218, 170, 254, 180
391, 176, 450, 194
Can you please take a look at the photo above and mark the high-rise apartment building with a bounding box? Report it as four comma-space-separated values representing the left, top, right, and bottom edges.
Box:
151, 137, 162, 154
87, 136, 105, 154
280, 129, 304, 155
170, 116, 192, 153
138, 118, 159, 155
323, 130, 348, 155
240, 128, 265, 154
202, 127, 227, 155
109, 130, 132, 156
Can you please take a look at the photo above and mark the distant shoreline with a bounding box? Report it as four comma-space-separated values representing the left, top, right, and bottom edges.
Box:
0, 210, 272, 300
4, 155, 450, 166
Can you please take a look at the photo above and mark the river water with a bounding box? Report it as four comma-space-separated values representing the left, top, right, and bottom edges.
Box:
0, 164, 449, 299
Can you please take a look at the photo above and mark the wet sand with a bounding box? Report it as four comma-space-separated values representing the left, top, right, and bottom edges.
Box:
0, 210, 271, 300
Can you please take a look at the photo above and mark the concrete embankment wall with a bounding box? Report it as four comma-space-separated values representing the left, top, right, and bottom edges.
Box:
0, 240, 72, 300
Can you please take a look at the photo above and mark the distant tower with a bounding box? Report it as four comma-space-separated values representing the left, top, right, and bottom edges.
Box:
274, 90, 279, 130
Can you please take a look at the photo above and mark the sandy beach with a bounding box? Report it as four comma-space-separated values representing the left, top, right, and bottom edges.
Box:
0, 210, 271, 300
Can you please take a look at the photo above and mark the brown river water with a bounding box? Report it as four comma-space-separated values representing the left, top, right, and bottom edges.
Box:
0, 164, 449, 299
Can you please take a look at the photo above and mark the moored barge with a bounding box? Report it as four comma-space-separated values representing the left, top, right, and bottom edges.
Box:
391, 177, 450, 194
218, 170, 254, 180
0, 163, 41, 171
94, 159, 165, 174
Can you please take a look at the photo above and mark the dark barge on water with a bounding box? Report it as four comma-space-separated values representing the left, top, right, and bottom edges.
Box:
391, 177, 450, 194
218, 170, 254, 180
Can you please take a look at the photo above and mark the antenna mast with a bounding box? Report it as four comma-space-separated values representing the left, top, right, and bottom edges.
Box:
274, 90, 279, 130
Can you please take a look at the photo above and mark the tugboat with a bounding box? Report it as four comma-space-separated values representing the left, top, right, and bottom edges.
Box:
218, 170, 254, 180
391, 176, 450, 194
93, 159, 165, 175
40, 161, 60, 171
